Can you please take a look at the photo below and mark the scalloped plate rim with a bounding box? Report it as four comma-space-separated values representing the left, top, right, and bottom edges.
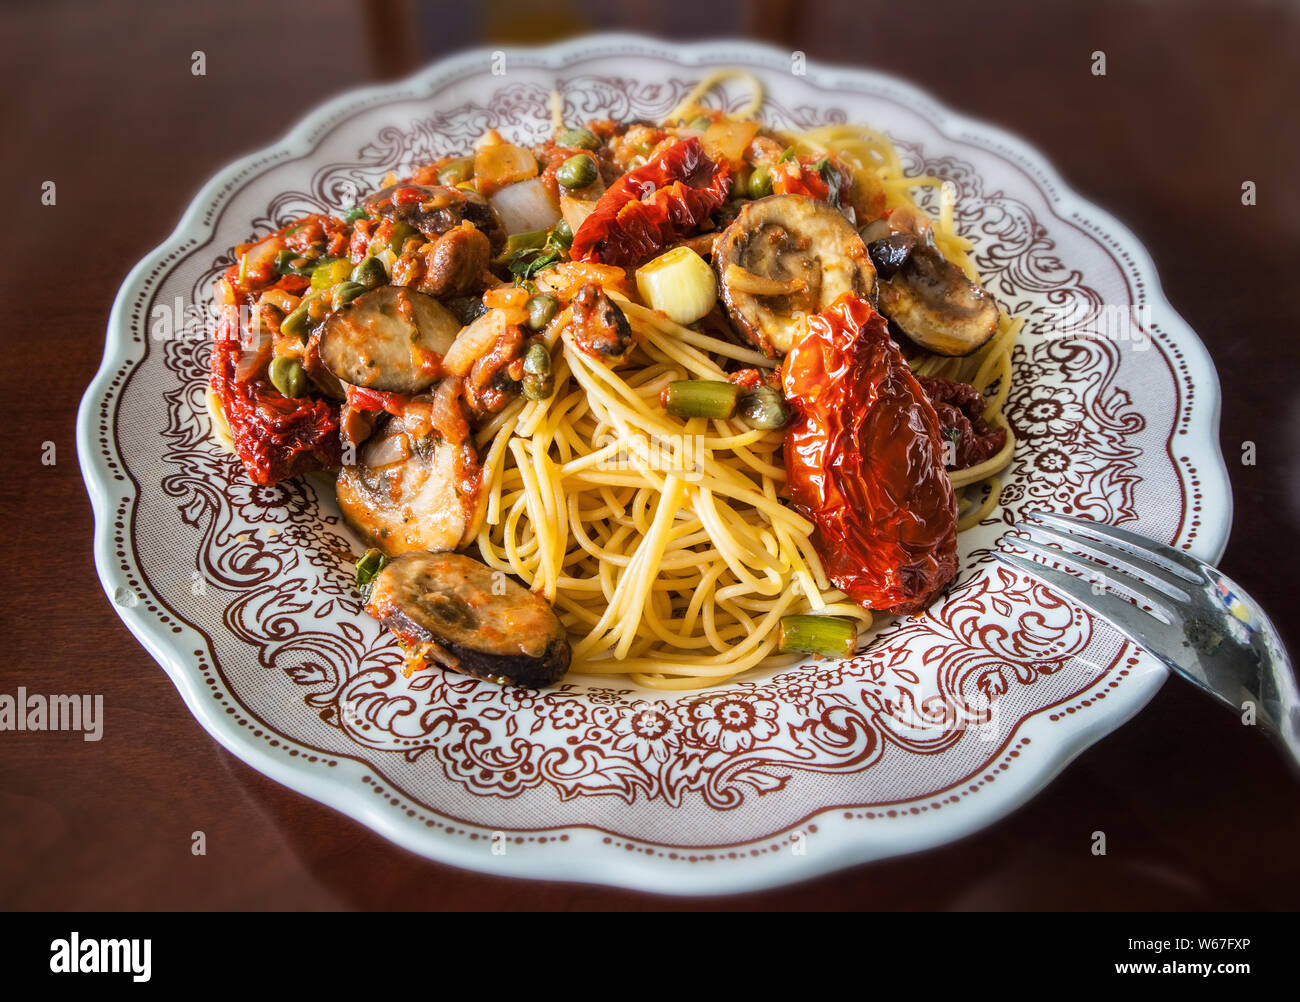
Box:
77, 33, 1232, 896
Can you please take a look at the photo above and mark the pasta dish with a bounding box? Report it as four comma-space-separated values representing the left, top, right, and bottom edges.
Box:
207, 71, 1017, 691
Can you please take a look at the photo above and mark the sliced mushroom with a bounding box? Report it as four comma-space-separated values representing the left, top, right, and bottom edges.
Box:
366, 551, 571, 688
866, 232, 917, 278
714, 194, 876, 355
875, 243, 999, 356
319, 286, 461, 394
336, 416, 474, 555
414, 222, 492, 297
363, 183, 505, 252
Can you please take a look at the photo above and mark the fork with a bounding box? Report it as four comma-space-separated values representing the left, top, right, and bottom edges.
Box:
994, 511, 1300, 771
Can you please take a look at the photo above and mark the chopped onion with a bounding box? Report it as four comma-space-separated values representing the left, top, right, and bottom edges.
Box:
490, 177, 560, 235
360, 428, 411, 469
442, 310, 505, 377
560, 193, 599, 237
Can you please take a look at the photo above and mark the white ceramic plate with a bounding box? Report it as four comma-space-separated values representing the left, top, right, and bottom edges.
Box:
78, 35, 1231, 895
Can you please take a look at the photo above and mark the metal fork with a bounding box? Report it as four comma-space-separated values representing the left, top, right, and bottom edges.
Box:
995, 511, 1300, 771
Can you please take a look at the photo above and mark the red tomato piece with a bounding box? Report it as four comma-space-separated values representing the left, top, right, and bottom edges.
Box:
210, 305, 341, 486
570, 138, 731, 266
782, 294, 958, 614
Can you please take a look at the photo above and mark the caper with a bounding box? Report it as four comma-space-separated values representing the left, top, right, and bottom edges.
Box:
738, 385, 791, 430
269, 356, 308, 399
523, 342, 552, 377
332, 281, 367, 310
436, 156, 474, 186
557, 128, 599, 151
556, 154, 598, 190
280, 302, 312, 343
748, 166, 774, 200
525, 296, 559, 332
551, 218, 573, 247
521, 372, 554, 401
350, 256, 387, 289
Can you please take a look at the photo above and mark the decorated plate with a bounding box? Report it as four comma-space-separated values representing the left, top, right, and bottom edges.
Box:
77, 35, 1231, 894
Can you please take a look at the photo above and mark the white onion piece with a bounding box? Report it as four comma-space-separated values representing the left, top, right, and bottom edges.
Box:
360, 426, 411, 469
442, 310, 505, 377
490, 177, 561, 235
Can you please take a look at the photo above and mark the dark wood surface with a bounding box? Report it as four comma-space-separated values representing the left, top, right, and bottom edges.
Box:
2, 0, 1297, 910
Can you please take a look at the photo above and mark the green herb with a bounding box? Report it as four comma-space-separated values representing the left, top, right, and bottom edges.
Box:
816, 157, 841, 208
502, 230, 549, 256
509, 249, 561, 280
355, 548, 388, 598
274, 249, 317, 277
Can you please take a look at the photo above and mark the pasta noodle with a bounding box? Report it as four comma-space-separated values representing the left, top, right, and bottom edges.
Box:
474, 315, 871, 689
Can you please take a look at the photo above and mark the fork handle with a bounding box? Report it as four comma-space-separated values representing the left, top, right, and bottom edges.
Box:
1258, 625, 1300, 775
1272, 693, 1300, 774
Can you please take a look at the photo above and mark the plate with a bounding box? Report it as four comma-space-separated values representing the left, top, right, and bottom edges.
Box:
78, 35, 1231, 895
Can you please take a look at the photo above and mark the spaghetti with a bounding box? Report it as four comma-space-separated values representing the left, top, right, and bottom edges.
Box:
466, 75, 1016, 686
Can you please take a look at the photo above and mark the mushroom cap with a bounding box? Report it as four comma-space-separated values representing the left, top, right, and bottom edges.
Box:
366, 551, 571, 687
714, 194, 876, 355
875, 243, 999, 357
362, 183, 504, 251
336, 416, 472, 555
319, 286, 460, 394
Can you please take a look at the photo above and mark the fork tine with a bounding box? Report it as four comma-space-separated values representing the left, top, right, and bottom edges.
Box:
993, 552, 1181, 657
1021, 510, 1204, 583
1005, 536, 1179, 622
1018, 523, 1194, 603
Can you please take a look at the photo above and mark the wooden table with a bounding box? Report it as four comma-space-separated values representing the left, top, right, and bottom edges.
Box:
2, 0, 1297, 909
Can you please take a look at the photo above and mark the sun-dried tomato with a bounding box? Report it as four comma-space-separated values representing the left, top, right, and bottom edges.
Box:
918, 377, 1008, 470
210, 305, 340, 486
570, 138, 731, 266
782, 294, 958, 615
344, 383, 408, 417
